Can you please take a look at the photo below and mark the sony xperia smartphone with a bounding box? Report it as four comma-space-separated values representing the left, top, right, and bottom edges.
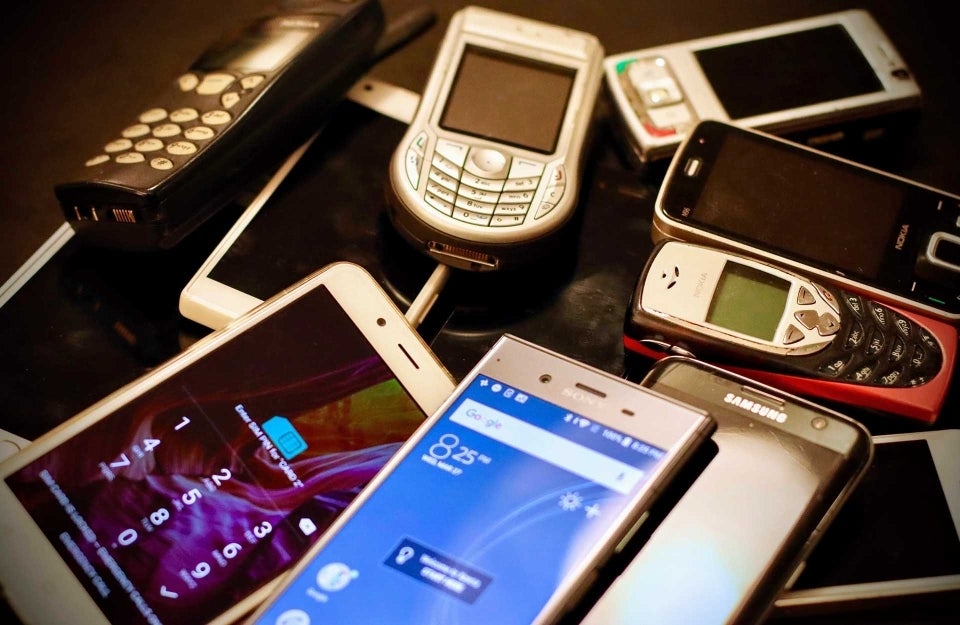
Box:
388, 7, 604, 271
653, 119, 960, 323
623, 240, 957, 423
0, 262, 455, 625
775, 429, 960, 613
243, 334, 715, 625
578, 357, 873, 625
604, 9, 920, 163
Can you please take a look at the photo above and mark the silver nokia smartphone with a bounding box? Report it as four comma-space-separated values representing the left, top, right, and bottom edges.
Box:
653, 120, 960, 323
243, 335, 715, 625
579, 357, 874, 625
604, 9, 921, 164
776, 429, 960, 613
624, 241, 957, 424
388, 7, 604, 271
55, 0, 385, 251
0, 262, 455, 625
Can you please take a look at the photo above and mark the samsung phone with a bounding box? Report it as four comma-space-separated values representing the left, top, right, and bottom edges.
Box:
653, 119, 960, 323
243, 334, 715, 625
775, 429, 960, 613
578, 357, 873, 625
603, 9, 920, 164
56, 0, 384, 251
0, 262, 455, 625
388, 6, 604, 271
179, 78, 423, 331
624, 240, 956, 423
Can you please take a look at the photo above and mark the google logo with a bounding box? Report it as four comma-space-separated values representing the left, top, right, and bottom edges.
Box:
465, 408, 502, 429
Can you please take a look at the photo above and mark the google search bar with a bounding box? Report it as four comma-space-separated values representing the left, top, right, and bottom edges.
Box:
450, 398, 645, 494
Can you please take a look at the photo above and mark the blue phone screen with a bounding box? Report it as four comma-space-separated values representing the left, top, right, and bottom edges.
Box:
253, 374, 667, 625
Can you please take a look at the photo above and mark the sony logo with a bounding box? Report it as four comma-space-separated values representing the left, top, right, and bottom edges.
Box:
895, 224, 909, 250
723, 393, 787, 423
562, 387, 606, 408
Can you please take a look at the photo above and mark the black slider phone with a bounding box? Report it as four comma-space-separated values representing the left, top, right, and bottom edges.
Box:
56, 0, 384, 251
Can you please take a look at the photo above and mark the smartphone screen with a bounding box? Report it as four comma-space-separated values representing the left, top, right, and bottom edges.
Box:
790, 436, 960, 591
693, 25, 882, 120
579, 360, 870, 625
3, 285, 427, 625
251, 373, 672, 625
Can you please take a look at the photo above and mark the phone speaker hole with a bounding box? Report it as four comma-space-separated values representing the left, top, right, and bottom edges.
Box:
575, 383, 607, 398
397, 343, 420, 370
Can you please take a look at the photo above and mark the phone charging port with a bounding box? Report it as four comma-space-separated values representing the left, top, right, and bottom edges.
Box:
426, 241, 499, 271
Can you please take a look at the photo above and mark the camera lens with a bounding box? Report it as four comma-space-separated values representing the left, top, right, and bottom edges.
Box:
811, 416, 828, 430
539, 374, 552, 384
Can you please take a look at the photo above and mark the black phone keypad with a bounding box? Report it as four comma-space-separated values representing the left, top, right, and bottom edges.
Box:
815, 291, 942, 387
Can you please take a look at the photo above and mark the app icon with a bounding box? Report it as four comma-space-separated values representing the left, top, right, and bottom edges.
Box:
316, 562, 359, 592
263, 416, 308, 460
299, 518, 318, 536
275, 609, 310, 625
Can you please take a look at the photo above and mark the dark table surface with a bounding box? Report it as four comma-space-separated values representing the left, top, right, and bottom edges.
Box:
1, 1, 958, 623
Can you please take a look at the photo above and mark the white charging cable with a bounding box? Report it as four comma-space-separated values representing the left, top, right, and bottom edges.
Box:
404, 263, 451, 328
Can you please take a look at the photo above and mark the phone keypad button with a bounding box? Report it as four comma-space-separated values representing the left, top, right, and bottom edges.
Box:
426, 181, 456, 205
844, 320, 866, 349
812, 283, 839, 313
816, 312, 840, 336
134, 138, 164, 152
783, 324, 805, 345
115, 152, 145, 164
152, 123, 181, 138
122, 123, 151, 139
491, 214, 525, 227
843, 294, 865, 317
432, 153, 462, 179
459, 184, 499, 204
150, 157, 174, 171
424, 192, 453, 216
893, 316, 912, 339
166, 141, 197, 156
455, 196, 495, 215
877, 367, 904, 386
911, 345, 928, 368
797, 286, 816, 305
460, 172, 504, 193
869, 303, 889, 328
494, 203, 529, 216
467, 148, 508, 176
85, 154, 110, 167
177, 73, 199, 91
139, 108, 168, 124
427, 167, 456, 193
847, 362, 878, 383
794, 309, 819, 330
221, 92, 241, 109
865, 332, 885, 356
503, 176, 539, 192
888, 336, 907, 363
435, 139, 468, 166
184, 126, 215, 141
240, 75, 264, 90
818, 354, 851, 377
196, 72, 235, 95
169, 108, 199, 123
201, 110, 231, 126
453, 207, 491, 226
105, 138, 133, 153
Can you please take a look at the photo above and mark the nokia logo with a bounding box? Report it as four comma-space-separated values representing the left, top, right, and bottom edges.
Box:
723, 393, 787, 423
562, 388, 606, 408
895, 224, 910, 250
692, 271, 708, 299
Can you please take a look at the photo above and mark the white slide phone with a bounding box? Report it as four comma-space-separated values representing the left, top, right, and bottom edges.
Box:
0, 262, 454, 625
387, 6, 604, 271
243, 334, 715, 625
776, 429, 960, 613
179, 78, 421, 331
604, 9, 921, 164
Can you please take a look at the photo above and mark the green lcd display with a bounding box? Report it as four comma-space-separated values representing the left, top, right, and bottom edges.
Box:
706, 261, 790, 340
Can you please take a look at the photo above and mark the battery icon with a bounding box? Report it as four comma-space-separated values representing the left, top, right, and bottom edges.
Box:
621, 436, 633, 448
